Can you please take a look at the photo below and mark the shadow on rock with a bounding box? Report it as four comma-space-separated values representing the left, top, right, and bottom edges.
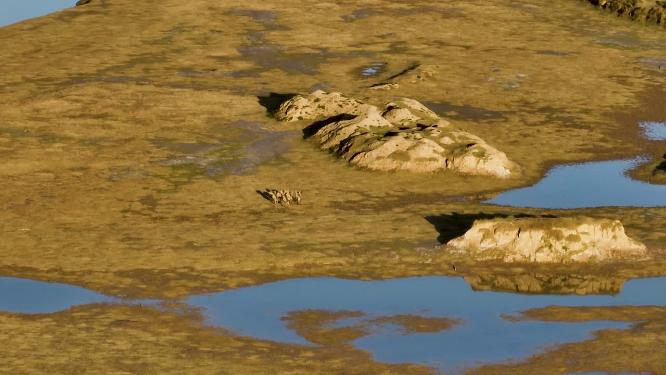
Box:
302, 113, 357, 139
425, 212, 557, 244
258, 93, 297, 116
654, 154, 666, 175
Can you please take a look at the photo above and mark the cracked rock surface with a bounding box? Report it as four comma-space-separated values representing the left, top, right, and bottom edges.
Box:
277, 91, 517, 178
446, 217, 648, 263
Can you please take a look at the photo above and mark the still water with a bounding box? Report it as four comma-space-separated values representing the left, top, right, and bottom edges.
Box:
0, 0, 76, 28
486, 158, 666, 209
187, 276, 666, 373
640, 121, 666, 141
1, 275, 664, 372
0, 276, 111, 314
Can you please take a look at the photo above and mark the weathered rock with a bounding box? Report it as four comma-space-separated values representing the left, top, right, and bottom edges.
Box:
586, 0, 666, 27
446, 217, 648, 263
275, 90, 365, 122
76, 0, 93, 6
277, 91, 517, 178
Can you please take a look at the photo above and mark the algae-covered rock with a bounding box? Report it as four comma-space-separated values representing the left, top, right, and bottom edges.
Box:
275, 90, 365, 122
277, 91, 517, 178
446, 217, 648, 263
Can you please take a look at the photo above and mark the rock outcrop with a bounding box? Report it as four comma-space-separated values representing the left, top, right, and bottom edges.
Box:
446, 217, 648, 263
586, 0, 666, 27
276, 91, 517, 178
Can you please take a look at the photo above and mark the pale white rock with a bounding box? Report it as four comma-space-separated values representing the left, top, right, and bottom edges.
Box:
446, 217, 648, 263
316, 105, 393, 149
275, 90, 365, 122
276, 91, 517, 178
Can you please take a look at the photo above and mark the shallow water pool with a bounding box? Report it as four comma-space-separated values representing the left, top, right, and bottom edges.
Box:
187, 276, 666, 373
640, 121, 666, 141
0, 276, 111, 314
1, 275, 664, 373
0, 0, 76, 28
486, 158, 666, 209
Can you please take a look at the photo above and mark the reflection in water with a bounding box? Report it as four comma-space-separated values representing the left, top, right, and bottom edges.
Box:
0, 0, 76, 28
486, 158, 666, 209
187, 277, 666, 373
464, 273, 625, 295
1, 275, 664, 373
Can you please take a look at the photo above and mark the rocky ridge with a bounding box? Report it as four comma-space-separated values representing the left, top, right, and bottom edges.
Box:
276, 91, 516, 177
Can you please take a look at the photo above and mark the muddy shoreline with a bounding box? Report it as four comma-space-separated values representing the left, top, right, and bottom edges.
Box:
1, 0, 666, 373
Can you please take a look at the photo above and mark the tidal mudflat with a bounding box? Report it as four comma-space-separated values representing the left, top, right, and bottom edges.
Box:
1, 0, 666, 374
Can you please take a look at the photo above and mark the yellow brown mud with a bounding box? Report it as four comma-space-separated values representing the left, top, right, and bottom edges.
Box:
1, 0, 666, 373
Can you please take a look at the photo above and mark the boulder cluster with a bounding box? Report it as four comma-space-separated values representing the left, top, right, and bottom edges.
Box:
446, 217, 648, 263
276, 91, 516, 178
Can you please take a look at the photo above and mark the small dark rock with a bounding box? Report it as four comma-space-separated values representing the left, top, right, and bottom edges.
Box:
654, 153, 666, 175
